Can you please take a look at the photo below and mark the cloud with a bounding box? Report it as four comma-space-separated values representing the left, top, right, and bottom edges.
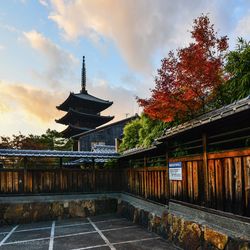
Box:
0, 23, 20, 33
0, 102, 11, 113
39, 0, 49, 7
235, 13, 250, 39
23, 30, 78, 88
0, 78, 141, 135
88, 79, 139, 121
0, 80, 65, 122
48, 0, 250, 75
48, 0, 201, 73
48, 0, 235, 75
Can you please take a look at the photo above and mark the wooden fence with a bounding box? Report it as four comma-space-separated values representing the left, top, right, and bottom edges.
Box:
0, 169, 122, 194
122, 148, 250, 217
169, 149, 250, 217
123, 167, 168, 204
0, 148, 249, 217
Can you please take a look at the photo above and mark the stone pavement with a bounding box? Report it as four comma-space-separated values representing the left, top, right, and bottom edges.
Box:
0, 214, 179, 250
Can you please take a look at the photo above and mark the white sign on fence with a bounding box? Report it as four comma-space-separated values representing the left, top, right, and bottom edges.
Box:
169, 162, 182, 180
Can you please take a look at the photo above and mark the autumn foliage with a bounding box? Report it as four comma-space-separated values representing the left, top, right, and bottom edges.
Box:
138, 15, 228, 122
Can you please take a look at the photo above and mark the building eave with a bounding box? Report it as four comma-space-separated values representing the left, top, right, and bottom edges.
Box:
55, 109, 114, 126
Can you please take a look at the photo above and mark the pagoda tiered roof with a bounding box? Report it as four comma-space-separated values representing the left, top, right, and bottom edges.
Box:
56, 56, 114, 139
56, 92, 113, 113
60, 124, 90, 138
55, 108, 114, 127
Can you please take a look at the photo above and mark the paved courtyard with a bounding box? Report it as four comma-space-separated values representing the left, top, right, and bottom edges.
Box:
0, 214, 179, 250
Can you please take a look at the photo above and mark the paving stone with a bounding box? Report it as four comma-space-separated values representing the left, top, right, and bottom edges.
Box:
0, 226, 13, 234
53, 232, 105, 250
0, 233, 8, 241
115, 238, 179, 250
95, 218, 134, 230
55, 217, 88, 226
1, 239, 49, 250
91, 247, 110, 250
55, 223, 95, 236
6, 229, 50, 243
17, 221, 51, 230
103, 226, 158, 243
89, 213, 122, 222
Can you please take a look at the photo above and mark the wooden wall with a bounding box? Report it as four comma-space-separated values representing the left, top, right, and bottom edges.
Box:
123, 149, 250, 217
0, 169, 122, 194
123, 167, 168, 204
0, 148, 249, 217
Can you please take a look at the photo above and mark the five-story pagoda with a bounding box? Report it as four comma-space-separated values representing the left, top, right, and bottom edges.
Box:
56, 56, 114, 138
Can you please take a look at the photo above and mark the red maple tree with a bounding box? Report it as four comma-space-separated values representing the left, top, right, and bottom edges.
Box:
138, 15, 228, 122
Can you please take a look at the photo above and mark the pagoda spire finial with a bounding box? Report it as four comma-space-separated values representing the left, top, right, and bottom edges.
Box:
81, 56, 86, 93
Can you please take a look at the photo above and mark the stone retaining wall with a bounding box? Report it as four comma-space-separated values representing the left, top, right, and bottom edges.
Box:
0, 195, 117, 224
117, 199, 250, 250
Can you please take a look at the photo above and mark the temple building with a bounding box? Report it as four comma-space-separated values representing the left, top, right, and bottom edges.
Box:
56, 57, 114, 139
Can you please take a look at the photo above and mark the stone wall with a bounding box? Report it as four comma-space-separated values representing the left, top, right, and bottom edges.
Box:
117, 200, 250, 250
0, 197, 117, 225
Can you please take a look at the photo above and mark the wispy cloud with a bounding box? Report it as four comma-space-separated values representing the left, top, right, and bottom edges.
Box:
48, 0, 250, 75
0, 80, 65, 122
88, 78, 139, 121
23, 30, 78, 88
0, 23, 20, 33
0, 78, 140, 130
235, 12, 250, 38
39, 0, 49, 7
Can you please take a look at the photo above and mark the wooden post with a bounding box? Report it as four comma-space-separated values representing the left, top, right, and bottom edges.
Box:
202, 133, 209, 205
23, 157, 27, 193
59, 165, 63, 192
165, 151, 170, 204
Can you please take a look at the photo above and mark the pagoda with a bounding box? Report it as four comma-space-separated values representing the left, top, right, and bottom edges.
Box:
56, 56, 114, 138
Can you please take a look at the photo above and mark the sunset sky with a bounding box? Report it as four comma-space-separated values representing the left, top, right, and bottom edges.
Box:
0, 0, 250, 137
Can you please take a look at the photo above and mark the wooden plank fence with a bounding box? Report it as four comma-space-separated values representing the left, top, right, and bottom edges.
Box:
0, 169, 122, 194
123, 167, 168, 204
123, 148, 250, 217
0, 148, 249, 217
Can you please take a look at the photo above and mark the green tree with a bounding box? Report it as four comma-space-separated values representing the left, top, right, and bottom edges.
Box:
0, 129, 73, 150
40, 129, 73, 150
119, 114, 168, 152
215, 38, 250, 105
119, 118, 142, 151
138, 114, 168, 147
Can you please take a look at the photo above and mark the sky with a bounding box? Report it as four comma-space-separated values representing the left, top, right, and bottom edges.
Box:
0, 0, 250, 137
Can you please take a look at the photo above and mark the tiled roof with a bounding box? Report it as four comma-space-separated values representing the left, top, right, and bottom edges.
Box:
92, 145, 116, 153
158, 95, 250, 140
0, 149, 118, 159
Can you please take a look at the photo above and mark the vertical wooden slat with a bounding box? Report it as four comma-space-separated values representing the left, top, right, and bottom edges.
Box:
182, 162, 188, 202
202, 133, 209, 204
161, 171, 164, 202
234, 157, 243, 215
197, 161, 204, 205
243, 156, 250, 216
187, 162, 193, 202
165, 153, 170, 203
215, 159, 223, 210
224, 158, 233, 212
193, 161, 199, 203
208, 159, 216, 208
